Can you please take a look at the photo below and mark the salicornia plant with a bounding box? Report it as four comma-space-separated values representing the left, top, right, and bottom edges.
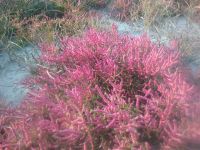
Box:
0, 26, 197, 150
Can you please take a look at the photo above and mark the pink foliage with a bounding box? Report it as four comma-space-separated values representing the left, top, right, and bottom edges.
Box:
0, 26, 196, 149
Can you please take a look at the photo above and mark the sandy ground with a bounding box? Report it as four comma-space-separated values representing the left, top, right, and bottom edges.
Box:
0, 14, 199, 104
0, 46, 39, 104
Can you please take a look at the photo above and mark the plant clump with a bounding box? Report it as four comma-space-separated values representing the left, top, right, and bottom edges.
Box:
0, 26, 195, 149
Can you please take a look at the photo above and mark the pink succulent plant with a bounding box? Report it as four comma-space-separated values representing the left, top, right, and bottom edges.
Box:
0, 26, 197, 149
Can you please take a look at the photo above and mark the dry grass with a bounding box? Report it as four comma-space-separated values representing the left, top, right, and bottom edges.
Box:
139, 0, 175, 27
0, 0, 96, 47
187, 1, 200, 23
108, 0, 200, 27
10, 13, 89, 44
0, 0, 199, 52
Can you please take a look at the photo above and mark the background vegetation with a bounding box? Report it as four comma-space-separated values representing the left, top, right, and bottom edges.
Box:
0, 0, 199, 48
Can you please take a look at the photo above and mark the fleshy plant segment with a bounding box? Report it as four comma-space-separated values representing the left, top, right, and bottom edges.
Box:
0, 26, 194, 149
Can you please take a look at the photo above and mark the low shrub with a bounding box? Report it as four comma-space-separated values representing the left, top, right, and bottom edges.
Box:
20, 1, 65, 19
80, 0, 111, 10
0, 26, 196, 149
